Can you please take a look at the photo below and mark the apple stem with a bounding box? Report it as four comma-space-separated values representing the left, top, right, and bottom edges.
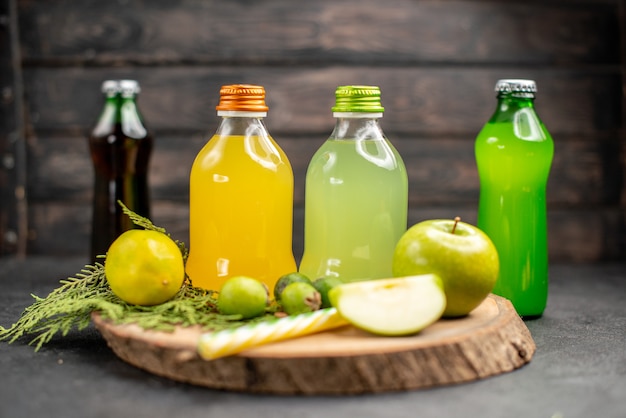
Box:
451, 217, 461, 234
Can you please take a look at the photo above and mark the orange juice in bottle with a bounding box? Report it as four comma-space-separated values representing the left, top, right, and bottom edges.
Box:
185, 85, 297, 291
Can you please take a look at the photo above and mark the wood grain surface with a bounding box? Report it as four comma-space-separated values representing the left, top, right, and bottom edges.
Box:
1, 0, 624, 261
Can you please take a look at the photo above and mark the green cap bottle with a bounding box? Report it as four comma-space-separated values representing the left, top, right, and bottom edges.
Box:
299, 85, 408, 283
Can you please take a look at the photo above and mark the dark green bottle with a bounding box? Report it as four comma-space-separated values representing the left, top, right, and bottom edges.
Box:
88, 80, 153, 261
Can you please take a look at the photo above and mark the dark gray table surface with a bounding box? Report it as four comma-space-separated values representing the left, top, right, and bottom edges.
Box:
0, 257, 624, 418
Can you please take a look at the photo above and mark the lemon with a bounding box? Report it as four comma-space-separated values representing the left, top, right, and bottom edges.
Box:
328, 274, 446, 336
104, 230, 185, 306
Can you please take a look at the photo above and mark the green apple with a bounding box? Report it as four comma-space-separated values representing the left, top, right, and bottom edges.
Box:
328, 274, 446, 336
392, 218, 499, 317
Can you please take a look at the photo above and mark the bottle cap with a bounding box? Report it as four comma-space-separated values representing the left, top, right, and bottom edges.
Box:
119, 80, 141, 97
216, 84, 269, 114
495, 79, 536, 98
101, 80, 119, 97
332, 85, 385, 113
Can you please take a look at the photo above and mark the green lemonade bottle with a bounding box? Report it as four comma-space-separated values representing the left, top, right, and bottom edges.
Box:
475, 79, 554, 317
299, 86, 408, 282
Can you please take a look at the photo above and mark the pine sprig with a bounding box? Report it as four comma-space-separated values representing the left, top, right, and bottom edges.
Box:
0, 263, 274, 351
0, 204, 275, 351
0, 263, 120, 350
119, 200, 189, 263
119, 200, 166, 234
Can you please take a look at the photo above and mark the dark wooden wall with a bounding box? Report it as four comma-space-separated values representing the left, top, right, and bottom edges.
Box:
1, 0, 625, 263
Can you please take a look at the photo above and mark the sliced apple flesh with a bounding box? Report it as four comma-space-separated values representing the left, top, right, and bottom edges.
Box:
328, 274, 447, 336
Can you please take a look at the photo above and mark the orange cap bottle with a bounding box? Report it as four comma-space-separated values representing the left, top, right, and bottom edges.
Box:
186, 84, 297, 291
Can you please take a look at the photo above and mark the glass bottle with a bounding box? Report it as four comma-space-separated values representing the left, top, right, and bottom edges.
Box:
475, 79, 554, 317
299, 85, 408, 282
88, 79, 153, 261
185, 84, 297, 291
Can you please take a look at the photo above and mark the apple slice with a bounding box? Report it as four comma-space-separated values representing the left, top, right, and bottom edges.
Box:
328, 274, 446, 336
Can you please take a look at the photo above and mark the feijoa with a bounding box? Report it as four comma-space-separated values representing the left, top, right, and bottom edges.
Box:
280, 282, 321, 315
273, 272, 312, 301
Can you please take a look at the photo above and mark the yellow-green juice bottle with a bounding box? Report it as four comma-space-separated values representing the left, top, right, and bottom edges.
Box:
299, 86, 408, 282
475, 79, 554, 317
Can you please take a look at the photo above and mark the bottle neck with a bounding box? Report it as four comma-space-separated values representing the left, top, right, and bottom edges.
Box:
120, 95, 148, 138
489, 94, 537, 123
215, 114, 269, 138
91, 95, 120, 137
330, 113, 385, 141
103, 96, 119, 118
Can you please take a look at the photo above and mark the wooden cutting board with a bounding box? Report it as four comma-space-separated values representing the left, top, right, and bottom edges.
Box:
92, 294, 535, 395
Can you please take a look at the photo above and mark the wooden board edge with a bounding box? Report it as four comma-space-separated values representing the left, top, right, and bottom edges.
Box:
92, 295, 535, 394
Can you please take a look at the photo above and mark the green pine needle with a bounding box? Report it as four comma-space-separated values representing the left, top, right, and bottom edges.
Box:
0, 263, 117, 350
0, 202, 276, 351
119, 200, 189, 263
